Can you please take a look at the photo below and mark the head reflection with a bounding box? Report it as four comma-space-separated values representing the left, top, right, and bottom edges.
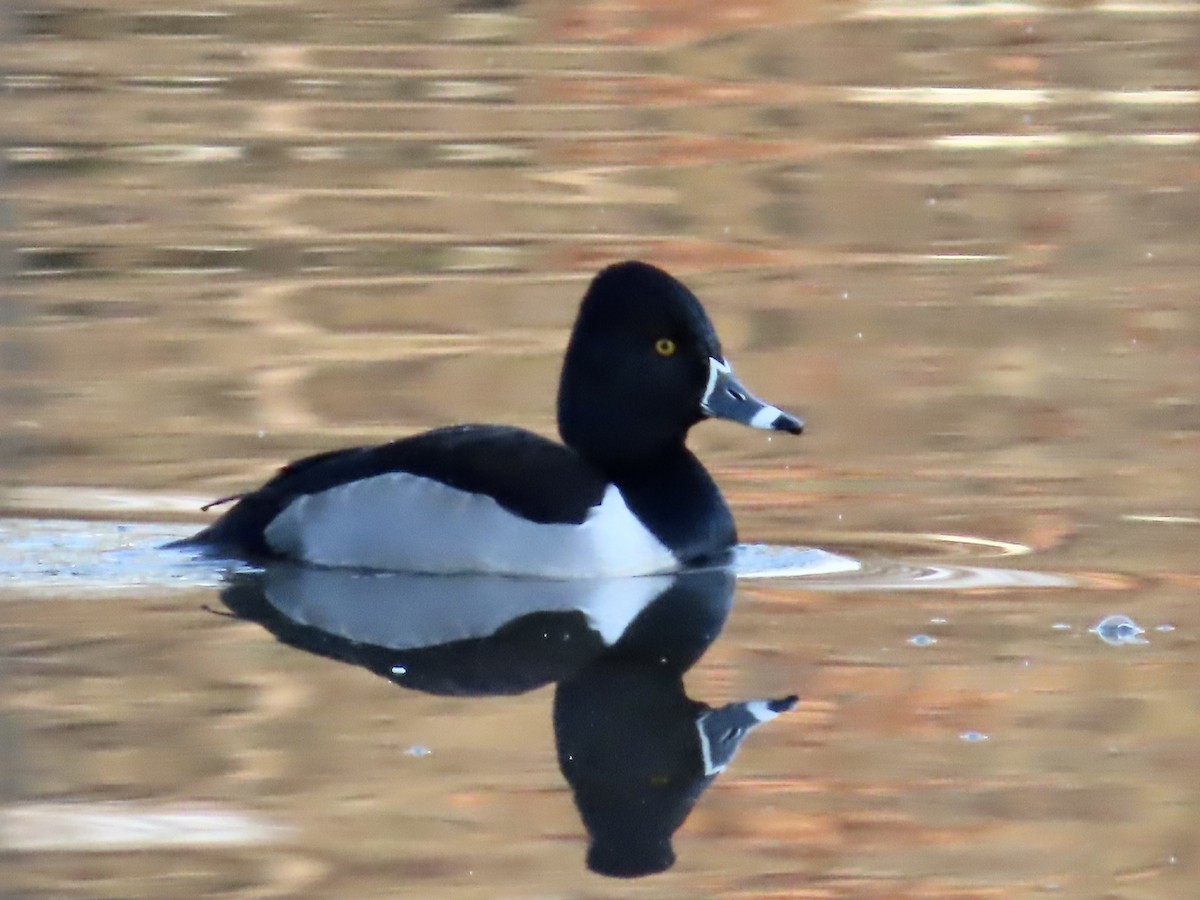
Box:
220, 564, 797, 877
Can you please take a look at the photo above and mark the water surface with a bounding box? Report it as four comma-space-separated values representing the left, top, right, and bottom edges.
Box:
3, 2, 1199, 896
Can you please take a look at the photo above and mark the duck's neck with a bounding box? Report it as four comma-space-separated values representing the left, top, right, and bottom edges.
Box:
606, 444, 735, 566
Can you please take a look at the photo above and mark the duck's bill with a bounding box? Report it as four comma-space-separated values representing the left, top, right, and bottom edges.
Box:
700, 358, 804, 434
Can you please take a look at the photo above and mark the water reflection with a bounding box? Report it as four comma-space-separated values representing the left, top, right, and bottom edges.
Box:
219, 563, 794, 877
6, 0, 1199, 892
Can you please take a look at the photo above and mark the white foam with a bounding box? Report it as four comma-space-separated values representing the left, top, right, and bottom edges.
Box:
733, 544, 862, 579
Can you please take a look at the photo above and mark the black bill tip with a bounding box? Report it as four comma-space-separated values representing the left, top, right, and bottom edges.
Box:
771, 412, 804, 435
768, 694, 800, 714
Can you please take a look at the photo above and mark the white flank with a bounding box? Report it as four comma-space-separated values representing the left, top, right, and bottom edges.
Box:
263, 474, 679, 577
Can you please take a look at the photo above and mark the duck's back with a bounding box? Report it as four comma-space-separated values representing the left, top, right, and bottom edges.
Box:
182, 424, 681, 577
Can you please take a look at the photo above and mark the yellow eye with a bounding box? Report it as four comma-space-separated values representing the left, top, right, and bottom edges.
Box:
655, 338, 676, 357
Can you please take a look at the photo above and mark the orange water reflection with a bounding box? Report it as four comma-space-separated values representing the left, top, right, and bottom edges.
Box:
3, 0, 1199, 896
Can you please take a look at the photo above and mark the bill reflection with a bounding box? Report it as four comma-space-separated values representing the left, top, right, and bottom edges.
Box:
219, 564, 797, 877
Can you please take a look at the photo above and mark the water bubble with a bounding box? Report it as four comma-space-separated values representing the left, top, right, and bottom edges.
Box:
1051, 622, 1072, 631
960, 731, 988, 743
1156, 624, 1175, 632
929, 617, 947, 625
908, 633, 937, 647
1090, 614, 1147, 646
406, 745, 431, 757
391, 664, 407, 675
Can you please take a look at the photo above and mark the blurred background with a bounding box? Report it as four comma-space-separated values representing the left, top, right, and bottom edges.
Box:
2, 1, 1198, 897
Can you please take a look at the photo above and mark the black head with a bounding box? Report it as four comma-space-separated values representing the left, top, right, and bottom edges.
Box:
556, 261, 803, 469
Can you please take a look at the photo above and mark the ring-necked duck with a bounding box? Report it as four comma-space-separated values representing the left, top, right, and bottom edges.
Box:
174, 261, 803, 576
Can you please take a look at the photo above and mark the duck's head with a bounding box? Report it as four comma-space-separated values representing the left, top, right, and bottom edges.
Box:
557, 261, 803, 469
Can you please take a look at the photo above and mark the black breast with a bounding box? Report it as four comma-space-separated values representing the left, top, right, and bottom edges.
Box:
610, 447, 735, 565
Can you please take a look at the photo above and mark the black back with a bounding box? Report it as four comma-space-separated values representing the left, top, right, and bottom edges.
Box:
186, 424, 608, 555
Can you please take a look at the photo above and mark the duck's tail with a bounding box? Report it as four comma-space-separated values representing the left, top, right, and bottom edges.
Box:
161, 493, 243, 550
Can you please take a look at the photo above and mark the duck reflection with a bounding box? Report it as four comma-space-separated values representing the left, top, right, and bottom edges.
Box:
219, 564, 797, 877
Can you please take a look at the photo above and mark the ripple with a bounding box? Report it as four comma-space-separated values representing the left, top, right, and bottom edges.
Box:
0, 518, 229, 598
792, 530, 1034, 559
734, 534, 1072, 591
0, 802, 288, 851
760, 558, 1071, 591
0, 515, 1072, 597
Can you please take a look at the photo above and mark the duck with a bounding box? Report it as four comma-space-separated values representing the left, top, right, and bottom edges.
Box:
173, 261, 804, 577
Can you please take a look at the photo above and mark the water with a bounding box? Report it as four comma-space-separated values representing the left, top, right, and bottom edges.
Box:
3, 2, 1199, 896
